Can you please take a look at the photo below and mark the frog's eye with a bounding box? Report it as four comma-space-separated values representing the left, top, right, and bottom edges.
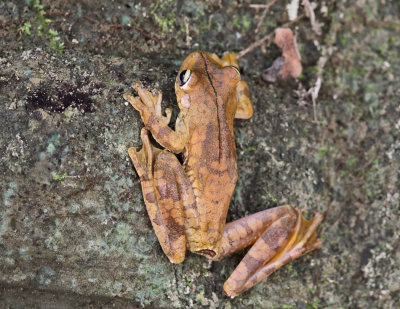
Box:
178, 69, 192, 87
230, 66, 240, 75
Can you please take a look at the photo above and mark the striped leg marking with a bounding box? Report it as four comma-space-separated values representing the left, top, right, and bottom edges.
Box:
129, 129, 191, 264
211, 205, 322, 297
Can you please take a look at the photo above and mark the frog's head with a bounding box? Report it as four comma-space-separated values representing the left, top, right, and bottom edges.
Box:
175, 51, 241, 112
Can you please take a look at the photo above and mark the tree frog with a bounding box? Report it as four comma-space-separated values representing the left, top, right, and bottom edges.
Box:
123, 52, 322, 297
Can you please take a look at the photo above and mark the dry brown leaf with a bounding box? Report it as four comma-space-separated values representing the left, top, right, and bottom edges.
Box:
274, 27, 302, 78
262, 27, 302, 82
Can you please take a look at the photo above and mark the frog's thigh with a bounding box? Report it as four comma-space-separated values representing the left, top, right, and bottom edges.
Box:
146, 150, 191, 264
131, 148, 187, 265
209, 52, 240, 67
216, 205, 322, 297
208, 52, 252, 119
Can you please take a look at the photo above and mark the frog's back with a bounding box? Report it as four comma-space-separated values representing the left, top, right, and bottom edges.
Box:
183, 78, 239, 254
175, 51, 241, 255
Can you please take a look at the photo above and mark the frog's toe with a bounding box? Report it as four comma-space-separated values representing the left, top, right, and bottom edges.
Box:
221, 52, 239, 67
123, 92, 145, 111
128, 147, 146, 179
164, 108, 172, 124
137, 87, 157, 109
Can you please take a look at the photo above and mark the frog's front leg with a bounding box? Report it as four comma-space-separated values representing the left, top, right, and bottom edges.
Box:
123, 84, 187, 153
128, 128, 196, 263
212, 205, 322, 297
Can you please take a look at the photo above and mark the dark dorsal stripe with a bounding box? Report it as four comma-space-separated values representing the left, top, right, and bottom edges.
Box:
200, 52, 222, 162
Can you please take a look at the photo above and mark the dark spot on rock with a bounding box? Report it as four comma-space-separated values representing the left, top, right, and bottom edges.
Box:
58, 84, 95, 113
0, 77, 7, 89
26, 82, 96, 113
360, 243, 376, 267
31, 110, 43, 121
26, 88, 54, 111
10, 217, 17, 230
37, 208, 44, 218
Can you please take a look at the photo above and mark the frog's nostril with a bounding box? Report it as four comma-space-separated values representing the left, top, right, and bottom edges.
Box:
195, 249, 216, 258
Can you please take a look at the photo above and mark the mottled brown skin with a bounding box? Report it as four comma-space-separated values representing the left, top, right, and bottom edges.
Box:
123, 52, 323, 297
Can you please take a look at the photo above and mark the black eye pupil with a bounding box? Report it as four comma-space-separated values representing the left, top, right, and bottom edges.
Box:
179, 70, 188, 86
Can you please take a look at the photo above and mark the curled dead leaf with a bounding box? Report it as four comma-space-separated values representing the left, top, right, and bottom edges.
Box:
262, 56, 285, 83
274, 27, 302, 78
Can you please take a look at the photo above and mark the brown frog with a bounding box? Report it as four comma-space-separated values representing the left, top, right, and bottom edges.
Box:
123, 52, 322, 297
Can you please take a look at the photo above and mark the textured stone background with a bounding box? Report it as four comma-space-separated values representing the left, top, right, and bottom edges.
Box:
0, 1, 399, 308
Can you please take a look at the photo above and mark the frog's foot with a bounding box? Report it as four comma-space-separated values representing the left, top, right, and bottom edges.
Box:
208, 52, 240, 68
208, 52, 253, 119
213, 205, 323, 297
128, 128, 158, 179
123, 84, 172, 125
217, 53, 253, 119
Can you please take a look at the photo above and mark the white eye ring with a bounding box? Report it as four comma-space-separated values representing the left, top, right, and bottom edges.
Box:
230, 66, 240, 75
178, 69, 192, 87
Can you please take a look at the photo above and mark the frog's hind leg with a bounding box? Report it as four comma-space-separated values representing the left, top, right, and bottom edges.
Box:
212, 205, 322, 297
128, 128, 190, 264
128, 128, 158, 179
209, 52, 253, 119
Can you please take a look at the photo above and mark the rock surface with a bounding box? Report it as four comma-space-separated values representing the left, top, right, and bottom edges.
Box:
0, 1, 399, 308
